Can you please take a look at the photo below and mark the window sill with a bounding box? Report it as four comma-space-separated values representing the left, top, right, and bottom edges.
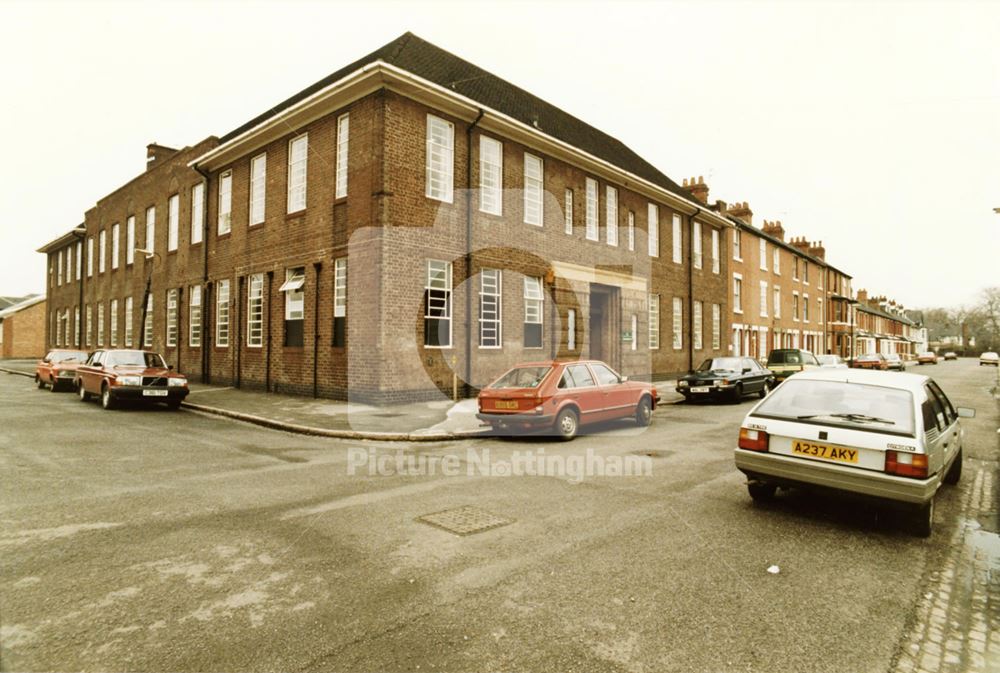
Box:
286, 208, 307, 218
217, 232, 232, 241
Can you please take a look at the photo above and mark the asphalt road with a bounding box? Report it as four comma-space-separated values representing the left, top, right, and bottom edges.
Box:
1, 360, 997, 672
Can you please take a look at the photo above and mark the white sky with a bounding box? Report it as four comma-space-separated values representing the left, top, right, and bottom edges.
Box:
1, 0, 998, 308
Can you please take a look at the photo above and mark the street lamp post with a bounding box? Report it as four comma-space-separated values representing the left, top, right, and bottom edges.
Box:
135, 248, 160, 348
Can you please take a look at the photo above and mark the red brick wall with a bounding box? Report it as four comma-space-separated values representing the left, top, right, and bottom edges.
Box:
1, 300, 46, 359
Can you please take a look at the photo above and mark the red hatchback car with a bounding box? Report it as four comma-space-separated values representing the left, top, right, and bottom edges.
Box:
35, 349, 89, 391
851, 353, 888, 370
75, 349, 189, 410
477, 360, 659, 440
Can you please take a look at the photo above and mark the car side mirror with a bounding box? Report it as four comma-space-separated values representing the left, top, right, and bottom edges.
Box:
957, 407, 975, 418
620, 376, 628, 383
742, 368, 751, 374
42, 358, 50, 364
168, 364, 174, 370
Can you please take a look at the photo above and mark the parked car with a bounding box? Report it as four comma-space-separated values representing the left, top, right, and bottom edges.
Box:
943, 352, 958, 361
852, 353, 888, 370
885, 353, 906, 371
35, 349, 88, 391
676, 357, 775, 403
476, 360, 659, 440
917, 352, 938, 365
75, 349, 189, 410
734, 368, 972, 536
816, 354, 848, 369
980, 351, 999, 366
765, 349, 820, 382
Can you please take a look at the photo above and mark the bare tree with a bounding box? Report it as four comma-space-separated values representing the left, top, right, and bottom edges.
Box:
978, 286, 1000, 350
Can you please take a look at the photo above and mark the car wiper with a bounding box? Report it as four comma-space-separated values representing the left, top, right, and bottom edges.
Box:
797, 413, 895, 425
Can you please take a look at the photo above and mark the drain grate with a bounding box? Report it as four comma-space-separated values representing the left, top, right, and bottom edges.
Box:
417, 505, 514, 536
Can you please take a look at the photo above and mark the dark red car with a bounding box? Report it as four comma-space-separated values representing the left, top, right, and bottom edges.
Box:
35, 349, 88, 391
851, 353, 888, 370
476, 360, 659, 440
75, 349, 189, 410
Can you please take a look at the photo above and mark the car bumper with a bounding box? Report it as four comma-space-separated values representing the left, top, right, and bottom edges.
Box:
734, 448, 939, 505
108, 386, 190, 401
676, 383, 735, 396
476, 411, 555, 431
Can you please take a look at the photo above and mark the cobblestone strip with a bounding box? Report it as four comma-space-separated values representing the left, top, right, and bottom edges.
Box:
892, 464, 999, 673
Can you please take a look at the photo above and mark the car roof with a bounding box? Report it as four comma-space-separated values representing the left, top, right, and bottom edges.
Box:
785, 367, 929, 392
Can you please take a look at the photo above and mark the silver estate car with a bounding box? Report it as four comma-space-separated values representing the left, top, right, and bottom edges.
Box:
734, 368, 973, 536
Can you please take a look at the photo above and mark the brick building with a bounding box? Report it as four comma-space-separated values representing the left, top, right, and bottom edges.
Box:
853, 290, 919, 357
0, 295, 46, 359
38, 33, 732, 401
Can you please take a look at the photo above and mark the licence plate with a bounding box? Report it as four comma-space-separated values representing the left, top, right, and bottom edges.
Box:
690, 386, 711, 393
792, 440, 859, 464
143, 389, 169, 397
494, 400, 518, 409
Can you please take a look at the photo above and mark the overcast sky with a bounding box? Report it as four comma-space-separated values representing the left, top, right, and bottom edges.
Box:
2, 0, 997, 308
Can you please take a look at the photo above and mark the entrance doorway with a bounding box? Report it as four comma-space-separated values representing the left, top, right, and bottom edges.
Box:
589, 284, 619, 366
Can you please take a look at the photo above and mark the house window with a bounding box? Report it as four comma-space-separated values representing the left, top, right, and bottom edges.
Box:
57, 250, 63, 285
281, 267, 305, 347
733, 275, 743, 313
759, 239, 767, 271
97, 303, 105, 346
712, 304, 721, 350
672, 297, 683, 350
143, 295, 152, 348
424, 260, 452, 347
711, 229, 720, 273
567, 308, 576, 350
75, 240, 82, 279
111, 223, 120, 270
803, 260, 809, 284
426, 115, 454, 202
126, 217, 135, 265
216, 279, 230, 347
479, 136, 502, 215
524, 153, 543, 226
793, 292, 800, 321
564, 189, 573, 234
523, 276, 544, 348
818, 298, 824, 325
803, 295, 810, 322
336, 113, 349, 199
585, 178, 599, 240
733, 229, 742, 260
692, 220, 702, 269
166, 289, 178, 347
793, 257, 800, 280
110, 299, 118, 347
693, 301, 703, 350
145, 206, 155, 252
218, 171, 232, 235
631, 314, 638, 351
191, 182, 204, 244
124, 298, 133, 347
333, 258, 347, 347
773, 247, 780, 274
605, 185, 617, 245
74, 306, 80, 346
98, 230, 106, 273
627, 211, 635, 251
479, 268, 502, 348
648, 204, 659, 257
168, 194, 179, 251
86, 305, 92, 346
774, 287, 781, 318
250, 153, 266, 225
760, 281, 768, 317
189, 285, 201, 347
649, 294, 660, 350
247, 273, 264, 347
672, 213, 682, 263
287, 134, 308, 213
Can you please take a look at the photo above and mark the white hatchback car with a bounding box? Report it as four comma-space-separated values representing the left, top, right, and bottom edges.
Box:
734, 369, 973, 536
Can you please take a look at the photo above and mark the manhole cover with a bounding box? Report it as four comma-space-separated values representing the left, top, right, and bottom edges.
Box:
417, 505, 513, 536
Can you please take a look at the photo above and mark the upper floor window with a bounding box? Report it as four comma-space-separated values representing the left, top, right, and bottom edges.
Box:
191, 182, 204, 244
733, 274, 743, 313
98, 230, 106, 273
564, 189, 573, 234
125, 217, 135, 265
87, 237, 94, 277
479, 136, 502, 215
692, 220, 703, 269
425, 115, 454, 203
585, 178, 599, 240
111, 223, 120, 270
793, 256, 800, 280
524, 153, 543, 226
773, 247, 780, 274
57, 250, 63, 285
733, 229, 742, 260
167, 194, 179, 251
218, 171, 232, 235
759, 280, 768, 317
711, 228, 720, 273
287, 134, 308, 213
648, 204, 659, 257
803, 260, 810, 284
759, 238, 767, 271
627, 211, 635, 251
145, 206, 155, 252
605, 185, 617, 245
76, 240, 83, 278
672, 213, 681, 263
335, 113, 349, 199
250, 153, 266, 225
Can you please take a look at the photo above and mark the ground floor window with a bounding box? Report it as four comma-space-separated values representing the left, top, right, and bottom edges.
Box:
189, 286, 202, 347
693, 301, 703, 350
110, 299, 118, 346
281, 267, 305, 347
216, 280, 230, 347
124, 297, 133, 347
479, 268, 501, 348
143, 295, 152, 348
523, 276, 543, 348
424, 260, 452, 348
648, 294, 660, 350
333, 258, 347, 347
712, 304, 721, 350
567, 308, 576, 350
248, 273, 264, 347
672, 297, 682, 350
166, 289, 178, 347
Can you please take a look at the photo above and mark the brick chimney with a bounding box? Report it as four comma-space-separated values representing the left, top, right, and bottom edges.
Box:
682, 176, 709, 205
711, 199, 728, 214
146, 143, 179, 171
789, 236, 811, 254
727, 201, 753, 225
761, 220, 785, 241
808, 240, 825, 260
856, 288, 868, 304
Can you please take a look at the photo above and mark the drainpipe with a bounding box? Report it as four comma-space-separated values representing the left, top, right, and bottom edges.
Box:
312, 261, 322, 398
464, 108, 485, 398
265, 270, 274, 393
193, 164, 212, 383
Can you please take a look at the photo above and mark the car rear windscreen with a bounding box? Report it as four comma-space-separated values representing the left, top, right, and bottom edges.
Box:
490, 366, 552, 389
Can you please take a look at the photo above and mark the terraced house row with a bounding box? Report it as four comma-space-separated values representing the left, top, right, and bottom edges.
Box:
37, 33, 909, 401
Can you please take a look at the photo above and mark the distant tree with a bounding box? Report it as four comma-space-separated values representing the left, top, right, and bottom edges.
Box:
977, 286, 1000, 350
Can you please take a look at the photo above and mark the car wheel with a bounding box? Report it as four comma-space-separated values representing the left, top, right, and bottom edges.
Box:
759, 381, 771, 399
634, 397, 652, 427
78, 383, 90, 402
943, 448, 962, 485
730, 383, 743, 404
49, 379, 61, 392
555, 408, 579, 441
166, 400, 182, 411
36, 375, 45, 390
911, 499, 934, 538
748, 481, 777, 502
101, 385, 116, 410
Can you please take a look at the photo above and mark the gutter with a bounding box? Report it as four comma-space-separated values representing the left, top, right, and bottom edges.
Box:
464, 108, 485, 398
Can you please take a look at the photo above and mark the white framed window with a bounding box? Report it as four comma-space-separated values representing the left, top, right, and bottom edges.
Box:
65, 247, 72, 283
759, 281, 768, 317
479, 136, 502, 215
605, 185, 618, 245
711, 228, 720, 273
524, 153, 543, 226
110, 299, 118, 346
803, 294, 810, 322
733, 229, 742, 260
336, 113, 349, 199
143, 295, 152, 348
733, 274, 743, 313
693, 301, 703, 350
218, 171, 232, 235
672, 297, 683, 350
75, 241, 82, 279
97, 303, 105, 346
567, 308, 576, 350
281, 267, 305, 347
692, 220, 702, 269
479, 268, 502, 348
124, 297, 133, 347
85, 304, 92, 346
818, 298, 824, 324
98, 230, 106, 273
793, 291, 800, 322
648, 294, 660, 350
216, 279, 230, 347
333, 258, 347, 347
774, 286, 781, 318
167, 193, 179, 251
585, 178, 599, 240
126, 217, 135, 265
712, 304, 721, 350
773, 247, 780, 274
564, 189, 573, 234
803, 260, 809, 284
630, 314, 638, 351
648, 204, 660, 257
145, 206, 155, 252
247, 273, 264, 347
166, 289, 178, 347
627, 211, 635, 251
189, 285, 202, 347
287, 134, 308, 213
250, 153, 266, 225
523, 276, 544, 348
672, 213, 682, 263
111, 223, 120, 270
57, 250, 63, 285
74, 306, 81, 346
793, 257, 800, 280
759, 238, 767, 271
425, 115, 454, 203
424, 260, 452, 347
191, 182, 204, 245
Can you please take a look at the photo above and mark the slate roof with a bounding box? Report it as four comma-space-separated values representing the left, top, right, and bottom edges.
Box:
857, 302, 915, 326
220, 32, 692, 203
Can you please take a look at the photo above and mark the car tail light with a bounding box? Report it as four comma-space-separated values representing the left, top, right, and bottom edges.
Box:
885, 451, 928, 479
738, 428, 769, 452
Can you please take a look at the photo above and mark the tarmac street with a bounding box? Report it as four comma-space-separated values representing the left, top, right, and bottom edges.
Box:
0, 359, 997, 672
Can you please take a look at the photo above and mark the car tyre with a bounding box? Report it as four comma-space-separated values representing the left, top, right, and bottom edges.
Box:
759, 381, 771, 399
555, 408, 579, 441
49, 379, 61, 392
166, 400, 182, 411
36, 375, 45, 390
78, 383, 90, 402
748, 481, 777, 503
730, 383, 743, 404
635, 397, 652, 427
943, 448, 962, 485
101, 385, 116, 410
911, 499, 934, 538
